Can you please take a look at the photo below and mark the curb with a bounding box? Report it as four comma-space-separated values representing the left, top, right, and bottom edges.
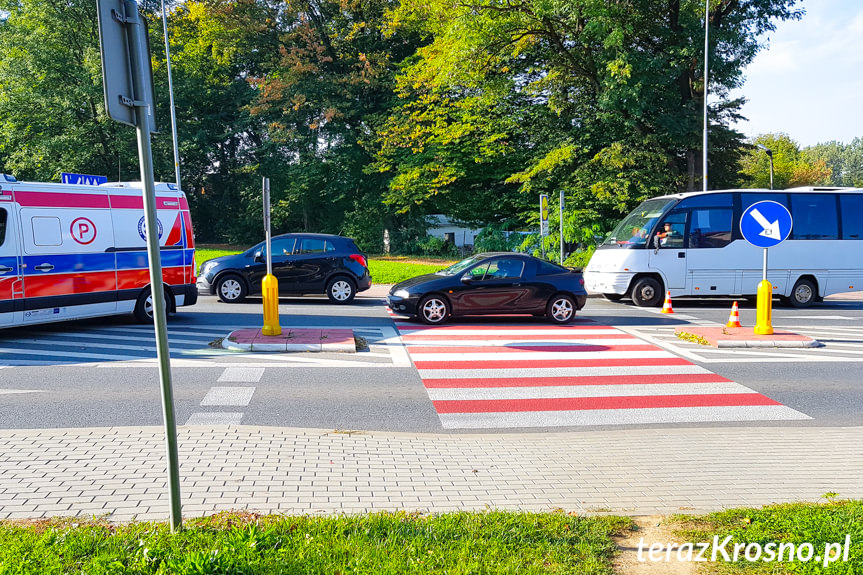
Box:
674, 326, 822, 349
222, 328, 356, 353
716, 339, 824, 349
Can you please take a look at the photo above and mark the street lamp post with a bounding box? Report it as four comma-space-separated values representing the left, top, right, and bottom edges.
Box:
702, 0, 710, 192
757, 144, 774, 190
161, 0, 181, 191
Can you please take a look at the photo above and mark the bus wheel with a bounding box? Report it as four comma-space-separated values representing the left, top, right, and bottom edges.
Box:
789, 278, 816, 308
631, 277, 662, 307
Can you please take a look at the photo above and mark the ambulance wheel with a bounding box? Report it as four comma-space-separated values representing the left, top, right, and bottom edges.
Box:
134, 288, 173, 323
216, 274, 247, 303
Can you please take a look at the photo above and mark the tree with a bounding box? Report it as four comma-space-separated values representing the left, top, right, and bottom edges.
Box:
803, 138, 863, 187
0, 0, 135, 180
379, 0, 803, 238
739, 133, 831, 189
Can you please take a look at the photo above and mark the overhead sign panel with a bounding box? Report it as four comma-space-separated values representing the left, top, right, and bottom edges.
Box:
61, 173, 108, 186
740, 200, 792, 248
96, 0, 156, 132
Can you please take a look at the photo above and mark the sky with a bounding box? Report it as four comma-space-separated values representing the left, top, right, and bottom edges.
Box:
730, 0, 863, 148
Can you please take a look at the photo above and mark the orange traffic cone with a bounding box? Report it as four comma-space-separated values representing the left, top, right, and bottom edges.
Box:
661, 291, 674, 314
726, 301, 742, 328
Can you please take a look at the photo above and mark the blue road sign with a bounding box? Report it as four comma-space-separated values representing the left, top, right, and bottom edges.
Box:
740, 200, 792, 248
61, 173, 108, 186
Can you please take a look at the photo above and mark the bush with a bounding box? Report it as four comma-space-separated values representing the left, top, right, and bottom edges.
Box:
416, 235, 458, 257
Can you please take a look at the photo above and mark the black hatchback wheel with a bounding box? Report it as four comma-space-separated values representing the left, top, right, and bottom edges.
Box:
327, 276, 356, 304
216, 274, 247, 303
418, 295, 450, 325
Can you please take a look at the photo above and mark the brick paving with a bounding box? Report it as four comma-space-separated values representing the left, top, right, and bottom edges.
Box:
2, 425, 862, 522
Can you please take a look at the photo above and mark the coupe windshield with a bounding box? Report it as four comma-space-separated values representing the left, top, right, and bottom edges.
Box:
602, 198, 676, 247
438, 254, 489, 276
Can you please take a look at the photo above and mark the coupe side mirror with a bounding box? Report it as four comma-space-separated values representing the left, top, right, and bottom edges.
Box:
460, 275, 473, 284
254, 251, 264, 263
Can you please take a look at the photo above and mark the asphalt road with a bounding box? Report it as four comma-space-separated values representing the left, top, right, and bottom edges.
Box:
1, 290, 862, 432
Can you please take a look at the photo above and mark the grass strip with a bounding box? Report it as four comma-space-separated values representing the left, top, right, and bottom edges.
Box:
672, 500, 863, 573
195, 247, 454, 285
0, 510, 631, 574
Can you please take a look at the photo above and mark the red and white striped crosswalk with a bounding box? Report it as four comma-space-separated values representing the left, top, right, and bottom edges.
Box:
395, 320, 810, 429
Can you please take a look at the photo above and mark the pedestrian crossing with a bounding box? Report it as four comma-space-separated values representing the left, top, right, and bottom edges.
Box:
0, 324, 402, 367
394, 320, 810, 429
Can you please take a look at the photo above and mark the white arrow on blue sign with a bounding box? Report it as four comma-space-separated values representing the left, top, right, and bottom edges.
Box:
740, 200, 792, 248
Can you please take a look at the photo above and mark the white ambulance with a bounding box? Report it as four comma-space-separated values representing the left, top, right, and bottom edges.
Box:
0, 174, 197, 327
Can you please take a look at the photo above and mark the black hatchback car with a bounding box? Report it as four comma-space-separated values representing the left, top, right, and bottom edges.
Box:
387, 252, 587, 324
197, 233, 371, 304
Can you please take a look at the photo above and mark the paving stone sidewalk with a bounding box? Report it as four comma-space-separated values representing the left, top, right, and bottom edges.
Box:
2, 425, 862, 522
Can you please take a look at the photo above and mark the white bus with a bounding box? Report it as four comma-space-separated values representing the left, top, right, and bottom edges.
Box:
583, 187, 863, 307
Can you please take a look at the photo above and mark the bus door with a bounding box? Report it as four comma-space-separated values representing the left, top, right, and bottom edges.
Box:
683, 206, 737, 295
0, 205, 22, 326
647, 212, 687, 289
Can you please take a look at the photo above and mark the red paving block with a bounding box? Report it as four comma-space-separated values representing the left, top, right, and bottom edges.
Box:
674, 326, 820, 348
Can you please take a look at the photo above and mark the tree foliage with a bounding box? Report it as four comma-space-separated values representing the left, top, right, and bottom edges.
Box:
738, 133, 831, 189
0, 0, 825, 251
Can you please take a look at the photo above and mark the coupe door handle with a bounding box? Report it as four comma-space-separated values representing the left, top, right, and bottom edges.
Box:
35, 264, 55, 271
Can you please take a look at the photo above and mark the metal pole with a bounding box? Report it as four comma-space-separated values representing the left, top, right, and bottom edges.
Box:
762, 247, 768, 281
559, 190, 565, 264
160, 0, 181, 191
769, 156, 774, 190
702, 0, 709, 192
127, 1, 182, 532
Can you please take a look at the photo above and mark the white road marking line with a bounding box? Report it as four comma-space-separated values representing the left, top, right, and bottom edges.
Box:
0, 389, 45, 395
218, 367, 265, 382
417, 364, 713, 379
200, 387, 256, 406
438, 405, 811, 429
427, 381, 757, 401
184, 412, 244, 425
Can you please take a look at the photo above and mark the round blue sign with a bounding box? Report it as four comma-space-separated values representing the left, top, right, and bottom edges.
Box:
740, 201, 792, 248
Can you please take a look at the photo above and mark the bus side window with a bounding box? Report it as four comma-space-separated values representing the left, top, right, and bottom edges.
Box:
688, 208, 732, 248
840, 195, 863, 239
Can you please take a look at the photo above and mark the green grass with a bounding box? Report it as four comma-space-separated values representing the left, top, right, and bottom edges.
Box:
0, 511, 631, 574
195, 247, 455, 284
368, 258, 454, 284
672, 500, 863, 573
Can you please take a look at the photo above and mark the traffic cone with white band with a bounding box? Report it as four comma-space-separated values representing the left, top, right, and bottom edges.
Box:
726, 301, 742, 328
661, 291, 674, 314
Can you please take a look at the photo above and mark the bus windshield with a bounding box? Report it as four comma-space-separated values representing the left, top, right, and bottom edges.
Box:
602, 198, 677, 247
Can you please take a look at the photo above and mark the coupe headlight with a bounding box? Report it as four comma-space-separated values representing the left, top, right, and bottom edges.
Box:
393, 289, 411, 298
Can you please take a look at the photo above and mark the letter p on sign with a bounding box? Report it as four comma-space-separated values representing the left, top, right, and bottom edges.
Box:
71, 217, 97, 245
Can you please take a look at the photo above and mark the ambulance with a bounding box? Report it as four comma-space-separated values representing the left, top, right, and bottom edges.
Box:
0, 174, 197, 328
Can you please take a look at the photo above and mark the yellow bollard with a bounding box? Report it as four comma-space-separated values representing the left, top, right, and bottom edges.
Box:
754, 279, 773, 335
261, 274, 282, 336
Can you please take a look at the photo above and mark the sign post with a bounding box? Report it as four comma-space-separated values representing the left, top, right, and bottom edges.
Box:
540, 194, 548, 259
559, 190, 565, 264
261, 177, 281, 335
740, 201, 793, 335
98, 0, 180, 532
